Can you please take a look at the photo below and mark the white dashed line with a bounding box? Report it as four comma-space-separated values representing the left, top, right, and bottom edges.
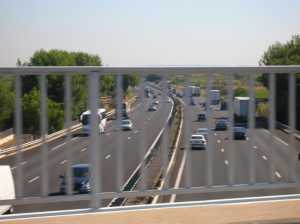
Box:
275, 171, 282, 179
214, 133, 217, 136
134, 130, 139, 134
50, 137, 78, 152
220, 148, 225, 153
246, 137, 250, 141
263, 129, 270, 134
262, 155, 268, 161
217, 139, 221, 144
105, 154, 111, 160
274, 136, 289, 146
11, 166, 17, 171
128, 136, 131, 140
253, 145, 258, 149
224, 160, 229, 165
60, 160, 67, 165
21, 161, 27, 166
80, 148, 87, 152
28, 176, 40, 184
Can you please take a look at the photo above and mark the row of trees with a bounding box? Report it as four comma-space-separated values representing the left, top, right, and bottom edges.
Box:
0, 49, 139, 135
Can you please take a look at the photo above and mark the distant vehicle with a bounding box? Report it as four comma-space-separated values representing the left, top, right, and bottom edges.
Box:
188, 86, 200, 96
195, 128, 208, 139
80, 108, 107, 135
190, 97, 196, 105
190, 134, 207, 150
153, 95, 157, 99
197, 112, 206, 121
0, 166, 15, 214
176, 92, 184, 98
209, 90, 220, 105
153, 100, 159, 105
60, 164, 90, 194
120, 119, 133, 131
148, 105, 158, 111
234, 97, 249, 117
233, 126, 246, 140
215, 119, 228, 131
145, 87, 151, 98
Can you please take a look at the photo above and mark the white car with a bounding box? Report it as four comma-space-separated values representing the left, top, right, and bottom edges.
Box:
190, 134, 207, 149
195, 128, 208, 139
0, 166, 15, 214
153, 100, 159, 105
120, 119, 133, 130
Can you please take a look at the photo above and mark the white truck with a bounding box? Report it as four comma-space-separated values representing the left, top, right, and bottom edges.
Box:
209, 90, 220, 105
0, 166, 15, 214
234, 96, 249, 117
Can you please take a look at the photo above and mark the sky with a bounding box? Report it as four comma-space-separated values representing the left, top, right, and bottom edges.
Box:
0, 0, 299, 66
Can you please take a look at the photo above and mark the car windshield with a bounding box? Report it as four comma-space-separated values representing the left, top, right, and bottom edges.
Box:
191, 135, 204, 140
197, 128, 208, 133
122, 120, 130, 125
73, 167, 89, 178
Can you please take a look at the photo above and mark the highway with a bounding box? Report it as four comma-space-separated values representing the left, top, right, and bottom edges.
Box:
174, 95, 300, 202
0, 90, 174, 213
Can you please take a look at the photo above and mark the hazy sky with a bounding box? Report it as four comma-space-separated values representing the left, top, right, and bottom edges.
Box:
1, 0, 299, 66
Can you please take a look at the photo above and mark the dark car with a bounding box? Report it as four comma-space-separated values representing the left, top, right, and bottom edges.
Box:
60, 164, 90, 194
233, 126, 246, 139
197, 112, 206, 121
190, 97, 196, 105
215, 119, 228, 131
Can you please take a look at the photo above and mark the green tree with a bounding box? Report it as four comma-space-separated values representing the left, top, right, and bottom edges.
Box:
0, 78, 15, 130
234, 87, 248, 97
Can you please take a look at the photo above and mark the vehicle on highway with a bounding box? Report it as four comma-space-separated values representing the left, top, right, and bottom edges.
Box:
153, 94, 157, 99
167, 97, 172, 103
0, 166, 15, 214
148, 104, 158, 111
190, 97, 196, 105
233, 126, 247, 140
80, 108, 107, 135
153, 100, 159, 105
195, 128, 208, 139
190, 134, 207, 150
176, 92, 184, 98
120, 119, 133, 131
197, 112, 206, 121
215, 119, 228, 130
60, 164, 90, 194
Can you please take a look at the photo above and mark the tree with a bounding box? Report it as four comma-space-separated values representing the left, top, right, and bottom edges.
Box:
0, 78, 15, 130
259, 35, 300, 129
122, 74, 140, 93
234, 87, 248, 97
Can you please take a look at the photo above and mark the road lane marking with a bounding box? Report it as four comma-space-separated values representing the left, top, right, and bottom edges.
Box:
253, 145, 258, 149
263, 129, 270, 134
11, 166, 17, 171
275, 171, 282, 179
50, 137, 79, 152
214, 133, 217, 136
21, 161, 27, 166
28, 176, 40, 184
224, 160, 229, 165
134, 130, 139, 134
60, 160, 67, 165
105, 154, 111, 160
262, 155, 268, 161
80, 147, 87, 152
246, 137, 250, 141
128, 136, 131, 140
220, 148, 225, 153
217, 139, 221, 144
274, 136, 289, 146
106, 133, 111, 136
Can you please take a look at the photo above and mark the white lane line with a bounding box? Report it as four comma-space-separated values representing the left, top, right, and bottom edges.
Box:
134, 130, 139, 134
50, 137, 79, 152
21, 161, 27, 166
80, 147, 87, 152
263, 129, 270, 134
128, 136, 131, 140
275, 171, 282, 179
105, 154, 111, 160
253, 145, 258, 149
262, 155, 268, 161
28, 176, 40, 184
60, 160, 67, 165
106, 133, 111, 136
214, 133, 217, 136
274, 136, 289, 146
246, 137, 250, 141
220, 148, 225, 153
224, 160, 229, 165
11, 166, 17, 171
217, 139, 221, 144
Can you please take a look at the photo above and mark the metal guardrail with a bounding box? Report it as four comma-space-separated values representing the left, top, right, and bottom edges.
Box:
0, 66, 300, 219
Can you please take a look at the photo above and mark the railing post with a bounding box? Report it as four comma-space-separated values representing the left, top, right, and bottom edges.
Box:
88, 71, 101, 209
206, 73, 213, 187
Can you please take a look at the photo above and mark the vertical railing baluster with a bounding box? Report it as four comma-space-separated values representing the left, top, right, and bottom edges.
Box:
206, 73, 213, 186
64, 74, 73, 195
40, 74, 48, 196
15, 74, 23, 198
88, 72, 101, 208
269, 73, 276, 183
116, 74, 124, 191
248, 74, 256, 184
226, 74, 235, 186
288, 73, 296, 182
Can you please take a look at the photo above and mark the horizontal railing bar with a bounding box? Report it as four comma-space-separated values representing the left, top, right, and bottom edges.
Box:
1, 182, 299, 206
0, 66, 300, 75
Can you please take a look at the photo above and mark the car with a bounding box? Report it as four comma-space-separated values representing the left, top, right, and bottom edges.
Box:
148, 105, 158, 111
60, 164, 90, 194
190, 134, 207, 149
0, 165, 15, 214
233, 126, 246, 139
190, 97, 196, 105
195, 128, 208, 139
153, 95, 157, 99
197, 112, 206, 121
167, 97, 172, 103
215, 119, 228, 130
153, 100, 159, 105
120, 119, 133, 130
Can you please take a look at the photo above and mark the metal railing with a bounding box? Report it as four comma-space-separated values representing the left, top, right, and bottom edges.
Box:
0, 66, 300, 218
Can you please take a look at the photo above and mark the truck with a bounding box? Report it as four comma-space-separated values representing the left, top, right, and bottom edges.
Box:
188, 86, 200, 97
0, 166, 15, 214
209, 90, 220, 105
234, 96, 249, 117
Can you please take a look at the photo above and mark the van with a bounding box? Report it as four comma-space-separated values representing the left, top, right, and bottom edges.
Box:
0, 166, 15, 214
